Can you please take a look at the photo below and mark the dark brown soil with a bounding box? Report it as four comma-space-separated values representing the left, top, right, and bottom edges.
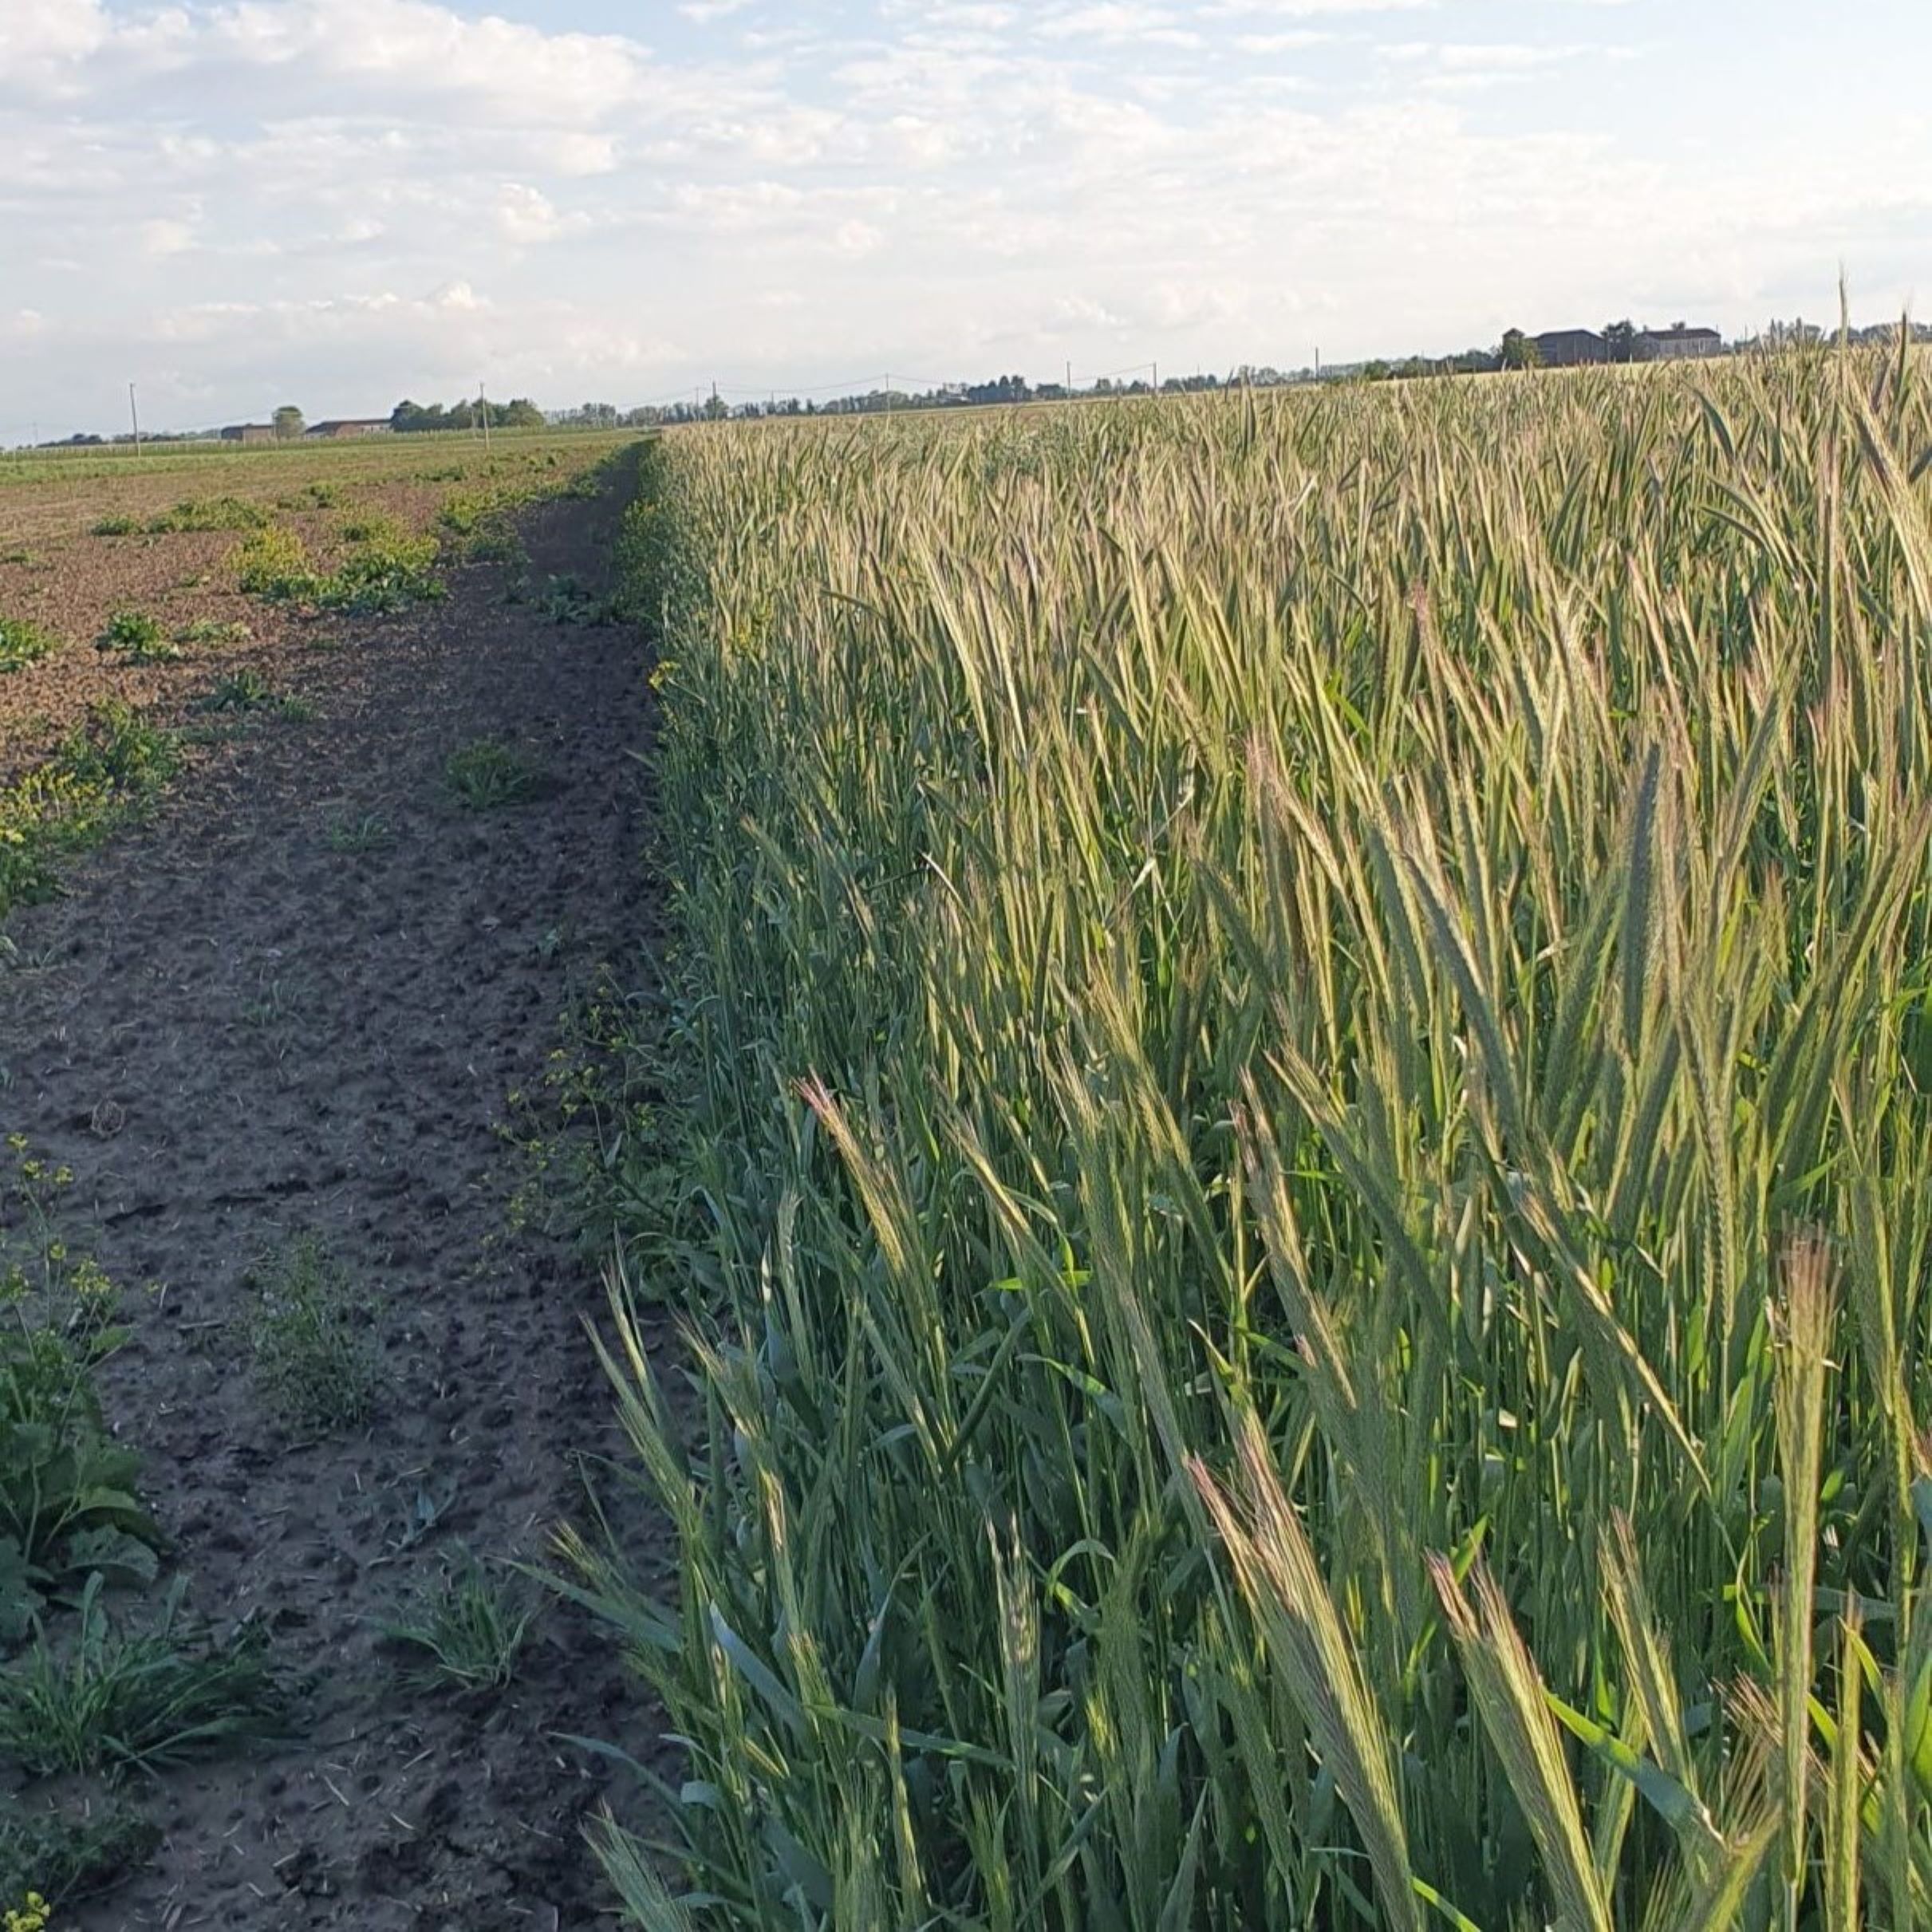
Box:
0, 455, 669, 1928
0, 438, 622, 779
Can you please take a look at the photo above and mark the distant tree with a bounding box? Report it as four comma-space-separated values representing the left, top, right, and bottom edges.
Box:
500, 399, 544, 429
274, 404, 305, 440
703, 392, 728, 421
1602, 319, 1638, 365
1499, 329, 1542, 371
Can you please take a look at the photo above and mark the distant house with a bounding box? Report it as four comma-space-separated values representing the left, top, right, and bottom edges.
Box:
1533, 329, 1607, 369
305, 418, 393, 440
1637, 324, 1724, 361
220, 423, 276, 444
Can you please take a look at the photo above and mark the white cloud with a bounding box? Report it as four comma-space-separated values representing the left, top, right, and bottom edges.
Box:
1, 0, 106, 55
834, 218, 886, 257
140, 218, 196, 258
495, 183, 589, 246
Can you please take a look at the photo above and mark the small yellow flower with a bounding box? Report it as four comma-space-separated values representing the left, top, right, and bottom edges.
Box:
5, 1891, 52, 1932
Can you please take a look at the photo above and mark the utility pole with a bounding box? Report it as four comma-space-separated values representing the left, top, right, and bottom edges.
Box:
128, 383, 142, 457
1152, 361, 1159, 397
1066, 359, 1072, 396
885, 374, 892, 419
479, 382, 491, 454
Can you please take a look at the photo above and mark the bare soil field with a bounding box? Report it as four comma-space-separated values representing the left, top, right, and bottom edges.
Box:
0, 433, 634, 780
0, 445, 668, 1927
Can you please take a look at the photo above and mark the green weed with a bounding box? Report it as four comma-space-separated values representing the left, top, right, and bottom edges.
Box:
380, 1552, 538, 1693
172, 619, 251, 648
93, 612, 175, 663
320, 530, 441, 614
538, 574, 614, 625
436, 491, 492, 535
230, 526, 321, 603
147, 496, 269, 535
231, 523, 440, 614
337, 512, 401, 544
0, 704, 176, 917
191, 669, 286, 715
0, 1575, 285, 1778
0, 1803, 160, 1912
325, 811, 391, 854
243, 1235, 380, 1432
444, 737, 538, 810
457, 528, 526, 569
0, 620, 55, 674
1, 1150, 158, 1648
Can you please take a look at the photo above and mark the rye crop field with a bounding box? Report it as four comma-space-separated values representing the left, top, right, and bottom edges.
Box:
594, 351, 1932, 1928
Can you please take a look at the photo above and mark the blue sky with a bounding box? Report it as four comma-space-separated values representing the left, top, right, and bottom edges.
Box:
2, 0, 1928, 436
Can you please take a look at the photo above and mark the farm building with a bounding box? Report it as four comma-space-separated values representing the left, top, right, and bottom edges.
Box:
219, 423, 276, 444
306, 418, 393, 440
1533, 329, 1607, 368
1638, 324, 1724, 361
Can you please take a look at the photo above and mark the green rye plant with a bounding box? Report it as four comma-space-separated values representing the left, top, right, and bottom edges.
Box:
577, 356, 1932, 1928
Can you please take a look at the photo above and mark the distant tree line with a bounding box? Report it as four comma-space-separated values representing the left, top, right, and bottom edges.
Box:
388, 396, 546, 433
24, 324, 1932, 451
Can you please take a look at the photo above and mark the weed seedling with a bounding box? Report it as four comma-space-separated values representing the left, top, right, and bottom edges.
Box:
1, 1152, 160, 1642
173, 619, 252, 648
236, 976, 290, 1029
380, 1552, 538, 1693
191, 670, 286, 715
0, 1801, 160, 1912
0, 1575, 285, 1777
538, 574, 614, 625
380, 1477, 459, 1559
243, 1234, 380, 1433
93, 612, 176, 663
0, 619, 55, 674
325, 811, 391, 854
231, 526, 321, 603
147, 497, 270, 535
444, 738, 538, 810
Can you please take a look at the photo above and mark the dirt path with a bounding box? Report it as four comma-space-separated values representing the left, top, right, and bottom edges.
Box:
1, 456, 662, 1929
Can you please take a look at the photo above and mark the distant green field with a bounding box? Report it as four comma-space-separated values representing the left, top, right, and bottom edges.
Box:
592, 355, 1932, 1929
0, 425, 633, 492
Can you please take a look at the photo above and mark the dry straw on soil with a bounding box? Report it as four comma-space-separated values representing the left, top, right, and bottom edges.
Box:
593, 352, 1932, 1929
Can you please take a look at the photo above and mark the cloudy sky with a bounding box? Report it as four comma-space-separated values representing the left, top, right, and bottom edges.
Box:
2, 0, 1928, 437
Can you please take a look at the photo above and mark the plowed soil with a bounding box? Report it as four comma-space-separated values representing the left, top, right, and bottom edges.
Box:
0, 451, 668, 1928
